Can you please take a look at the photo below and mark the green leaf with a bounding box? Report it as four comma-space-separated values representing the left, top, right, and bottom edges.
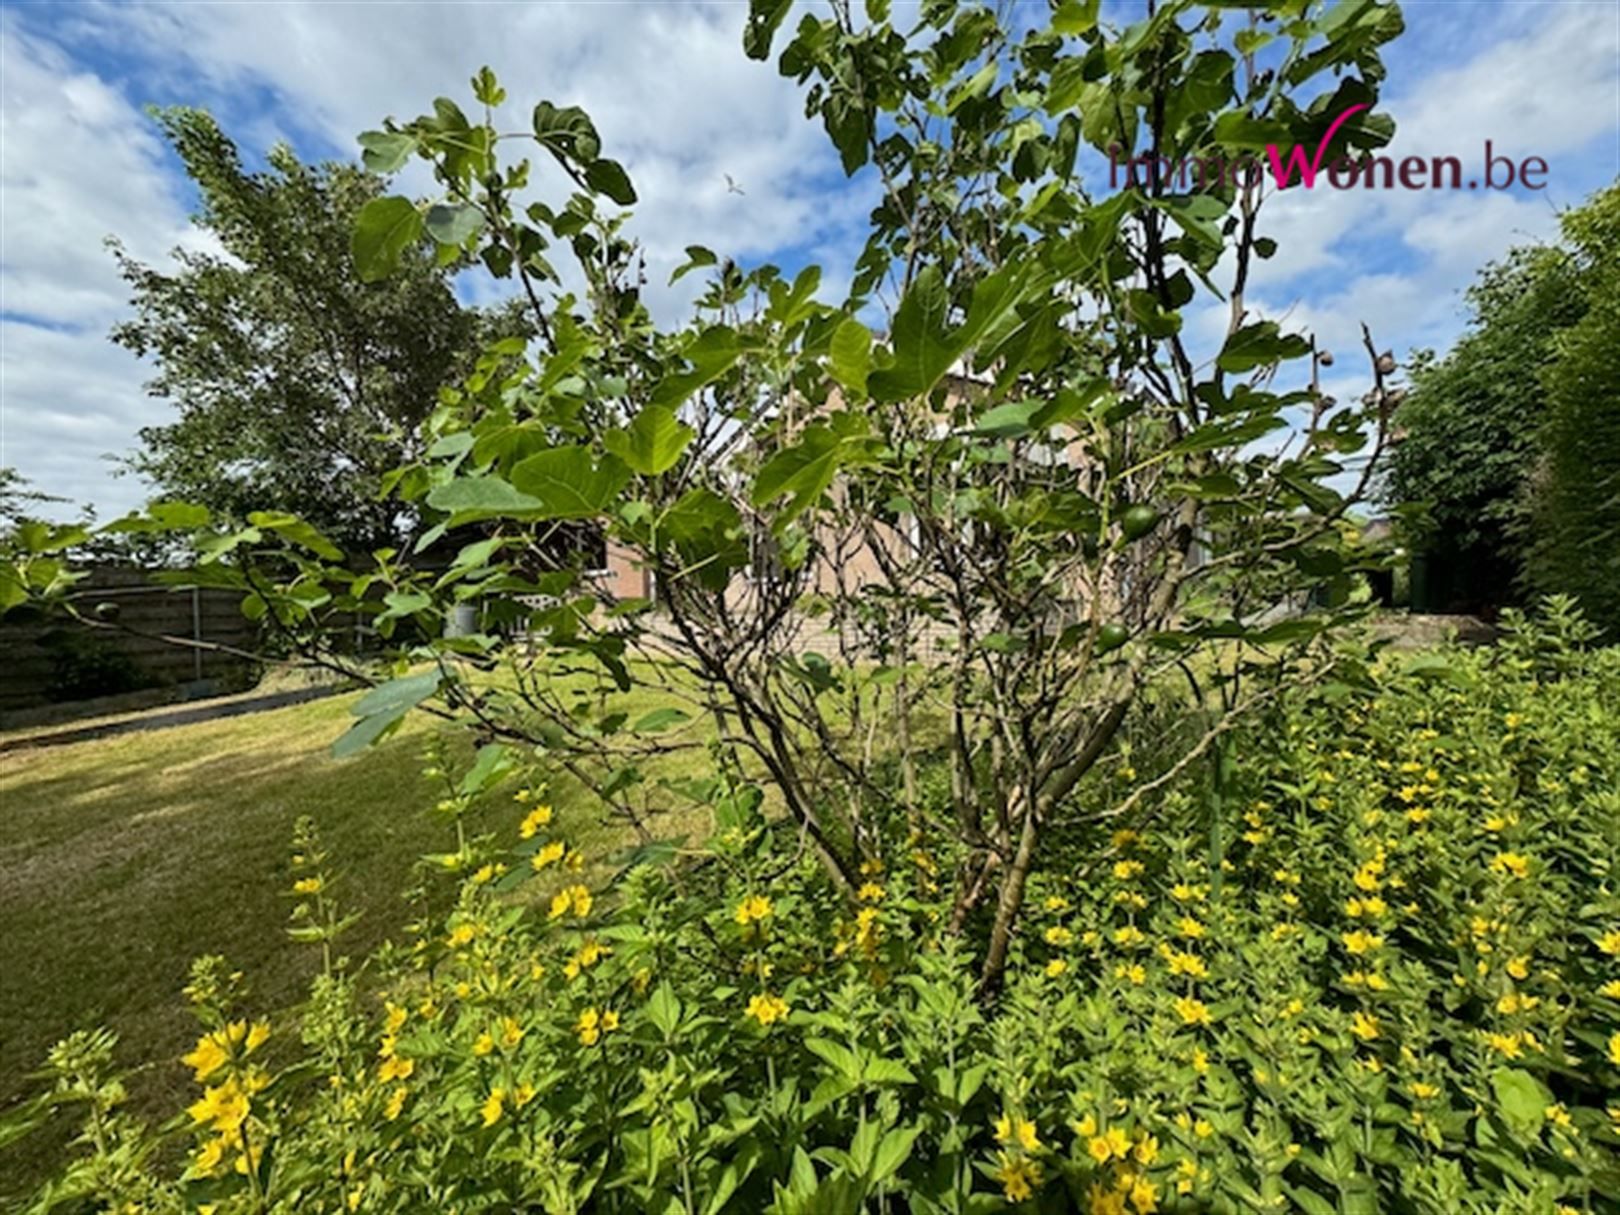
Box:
426, 475, 545, 524
245, 511, 343, 560
828, 319, 873, 397
509, 447, 631, 519
752, 417, 869, 523
352, 196, 422, 282
744, 0, 794, 59
1052, 0, 1099, 35
585, 158, 637, 205
532, 102, 601, 162
632, 708, 691, 733
424, 202, 485, 246
646, 984, 683, 1037
332, 709, 406, 759
357, 130, 414, 174
604, 404, 695, 476
971, 400, 1044, 439
870, 1126, 921, 1184
0, 562, 26, 613
1217, 321, 1312, 373
670, 245, 718, 284
460, 743, 515, 795
650, 326, 742, 410
334, 669, 443, 758
868, 264, 1028, 402
351, 669, 442, 719
1491, 1069, 1549, 1136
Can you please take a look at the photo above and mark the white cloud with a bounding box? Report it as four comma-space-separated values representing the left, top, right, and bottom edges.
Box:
2, 1, 861, 516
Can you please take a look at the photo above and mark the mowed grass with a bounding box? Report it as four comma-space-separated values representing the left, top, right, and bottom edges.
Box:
0, 679, 707, 1198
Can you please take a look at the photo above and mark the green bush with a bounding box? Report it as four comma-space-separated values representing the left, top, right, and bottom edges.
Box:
13, 613, 1620, 1214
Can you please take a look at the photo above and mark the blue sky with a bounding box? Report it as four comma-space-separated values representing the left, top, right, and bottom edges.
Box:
1, 0, 1616, 518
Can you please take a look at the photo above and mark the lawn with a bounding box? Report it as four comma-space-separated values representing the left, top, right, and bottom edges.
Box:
0, 678, 704, 1198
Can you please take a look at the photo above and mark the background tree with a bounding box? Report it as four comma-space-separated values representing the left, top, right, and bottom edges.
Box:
1381, 198, 1591, 615
110, 108, 520, 555
1525, 183, 1620, 635
0, 467, 67, 537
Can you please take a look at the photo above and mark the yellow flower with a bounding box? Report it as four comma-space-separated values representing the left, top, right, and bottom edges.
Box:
1342, 930, 1383, 955
744, 992, 789, 1026
564, 939, 610, 980
1133, 1133, 1159, 1165
384, 1002, 407, 1034
994, 1152, 1041, 1202
1113, 859, 1144, 880
994, 1114, 1040, 1152
1086, 1182, 1127, 1214
499, 1016, 525, 1049
1113, 925, 1145, 947
1044, 895, 1071, 912
1174, 996, 1211, 1026
518, 805, 553, 838
447, 921, 478, 948
293, 876, 322, 895
377, 1055, 414, 1083
1044, 925, 1074, 947
1485, 1031, 1525, 1059
1177, 916, 1206, 940
576, 1008, 602, 1046
188, 1078, 251, 1134
1116, 962, 1146, 985
1599, 979, 1620, 999
531, 840, 566, 871
601, 1009, 621, 1032
481, 1088, 505, 1127
193, 1134, 228, 1176
473, 1033, 495, 1057
735, 894, 774, 925
1165, 949, 1208, 980
182, 1034, 229, 1082
1506, 955, 1531, 980
1350, 1011, 1380, 1042
857, 882, 886, 902
1409, 1081, 1438, 1100
1490, 852, 1531, 879
1598, 930, 1620, 956
383, 1085, 407, 1121
1045, 958, 1069, 978
1609, 1032, 1620, 1066
548, 884, 593, 921
1129, 1176, 1159, 1214
472, 863, 496, 885
514, 1082, 537, 1108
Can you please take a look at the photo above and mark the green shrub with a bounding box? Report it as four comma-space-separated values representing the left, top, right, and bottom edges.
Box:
11, 618, 1620, 1214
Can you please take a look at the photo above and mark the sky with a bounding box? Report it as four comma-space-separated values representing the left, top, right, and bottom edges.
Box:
1, 0, 1616, 521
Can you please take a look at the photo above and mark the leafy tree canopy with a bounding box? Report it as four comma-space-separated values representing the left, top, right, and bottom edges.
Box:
110, 109, 525, 555
1525, 182, 1620, 634
1380, 188, 1599, 607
